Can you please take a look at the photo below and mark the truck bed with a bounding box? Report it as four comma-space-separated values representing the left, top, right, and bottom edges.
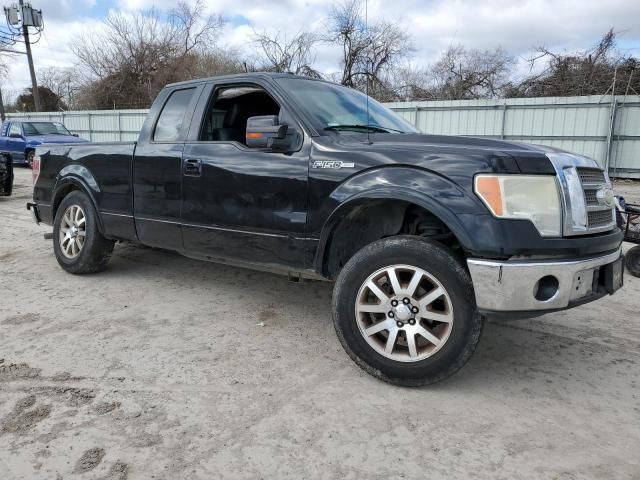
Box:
34, 142, 137, 239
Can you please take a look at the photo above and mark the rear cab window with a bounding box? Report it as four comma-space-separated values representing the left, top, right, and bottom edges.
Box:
153, 88, 196, 142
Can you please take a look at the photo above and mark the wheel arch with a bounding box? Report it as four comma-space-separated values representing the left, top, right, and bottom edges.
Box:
52, 174, 104, 235
316, 188, 475, 279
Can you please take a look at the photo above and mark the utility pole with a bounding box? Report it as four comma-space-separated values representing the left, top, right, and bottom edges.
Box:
2, 1, 43, 111
0, 87, 5, 121
19, 0, 39, 111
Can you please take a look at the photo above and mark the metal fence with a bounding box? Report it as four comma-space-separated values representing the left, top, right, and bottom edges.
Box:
8, 94, 640, 178
7, 109, 149, 143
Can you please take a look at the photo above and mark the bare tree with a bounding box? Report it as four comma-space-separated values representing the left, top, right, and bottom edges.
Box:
328, 0, 411, 97
428, 45, 513, 100
169, 0, 224, 55
254, 30, 322, 77
71, 2, 227, 109
508, 29, 639, 97
385, 63, 433, 101
39, 67, 80, 109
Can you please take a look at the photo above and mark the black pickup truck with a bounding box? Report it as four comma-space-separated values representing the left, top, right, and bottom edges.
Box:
28, 73, 624, 385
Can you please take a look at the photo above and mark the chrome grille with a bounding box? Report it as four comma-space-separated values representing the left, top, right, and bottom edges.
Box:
587, 209, 613, 228
576, 167, 614, 233
584, 189, 599, 206
578, 168, 605, 185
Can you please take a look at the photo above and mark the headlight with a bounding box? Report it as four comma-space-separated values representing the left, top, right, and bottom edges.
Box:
474, 174, 562, 237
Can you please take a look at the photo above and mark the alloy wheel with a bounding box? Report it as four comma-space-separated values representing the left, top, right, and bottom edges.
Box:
355, 264, 454, 362
59, 204, 87, 259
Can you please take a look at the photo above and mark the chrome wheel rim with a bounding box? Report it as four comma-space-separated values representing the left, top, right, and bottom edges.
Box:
59, 205, 86, 259
355, 264, 454, 362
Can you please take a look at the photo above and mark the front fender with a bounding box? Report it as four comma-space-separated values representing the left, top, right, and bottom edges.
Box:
315, 166, 485, 267
25, 140, 40, 150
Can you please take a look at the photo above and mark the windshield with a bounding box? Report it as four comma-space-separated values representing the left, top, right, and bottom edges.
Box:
275, 78, 419, 135
22, 122, 72, 136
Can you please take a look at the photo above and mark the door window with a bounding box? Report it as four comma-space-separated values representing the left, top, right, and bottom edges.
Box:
154, 88, 195, 142
199, 85, 281, 144
9, 123, 22, 137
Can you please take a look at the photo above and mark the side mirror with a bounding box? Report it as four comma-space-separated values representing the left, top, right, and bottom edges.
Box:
9, 133, 22, 139
246, 115, 289, 150
72, 133, 79, 137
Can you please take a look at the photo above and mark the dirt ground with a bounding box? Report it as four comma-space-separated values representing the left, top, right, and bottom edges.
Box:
1, 167, 639, 480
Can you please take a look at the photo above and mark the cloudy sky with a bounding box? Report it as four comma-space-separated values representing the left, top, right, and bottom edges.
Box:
1, 0, 639, 99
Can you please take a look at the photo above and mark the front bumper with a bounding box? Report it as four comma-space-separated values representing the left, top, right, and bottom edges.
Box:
467, 248, 623, 313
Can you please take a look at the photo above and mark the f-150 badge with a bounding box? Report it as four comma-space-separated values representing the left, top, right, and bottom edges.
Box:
312, 161, 355, 169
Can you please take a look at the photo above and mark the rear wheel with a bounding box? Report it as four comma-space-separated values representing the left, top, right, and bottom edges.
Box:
332, 236, 482, 386
53, 191, 114, 274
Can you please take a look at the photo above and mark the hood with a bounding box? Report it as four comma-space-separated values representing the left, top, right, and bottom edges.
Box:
327, 132, 566, 155
313, 132, 580, 176
27, 135, 89, 145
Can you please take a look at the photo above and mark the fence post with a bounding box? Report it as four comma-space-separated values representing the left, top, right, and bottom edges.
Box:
87, 112, 93, 142
605, 98, 618, 174
500, 101, 507, 139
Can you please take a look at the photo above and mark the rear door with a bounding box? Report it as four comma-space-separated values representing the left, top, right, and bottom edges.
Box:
132, 84, 203, 250
180, 79, 310, 269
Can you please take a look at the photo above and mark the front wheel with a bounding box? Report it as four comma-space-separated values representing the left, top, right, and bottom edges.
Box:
332, 236, 482, 386
53, 190, 115, 274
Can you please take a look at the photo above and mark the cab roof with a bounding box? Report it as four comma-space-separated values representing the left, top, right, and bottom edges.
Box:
165, 72, 330, 88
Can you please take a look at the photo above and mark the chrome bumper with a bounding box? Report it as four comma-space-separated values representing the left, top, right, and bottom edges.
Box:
467, 248, 622, 312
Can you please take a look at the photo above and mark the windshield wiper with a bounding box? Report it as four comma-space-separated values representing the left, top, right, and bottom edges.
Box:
324, 124, 403, 133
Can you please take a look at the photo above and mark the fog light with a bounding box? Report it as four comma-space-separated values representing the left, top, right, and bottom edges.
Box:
534, 275, 559, 301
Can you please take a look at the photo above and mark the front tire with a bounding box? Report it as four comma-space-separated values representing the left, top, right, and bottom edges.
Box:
53, 191, 114, 274
332, 236, 482, 386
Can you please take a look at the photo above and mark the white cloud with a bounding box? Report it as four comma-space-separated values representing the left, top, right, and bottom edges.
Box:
2, 0, 639, 102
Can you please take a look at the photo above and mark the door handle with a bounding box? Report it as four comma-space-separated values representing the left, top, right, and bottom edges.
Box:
183, 158, 202, 176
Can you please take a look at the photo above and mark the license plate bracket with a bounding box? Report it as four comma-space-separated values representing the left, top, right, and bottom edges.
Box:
603, 257, 624, 294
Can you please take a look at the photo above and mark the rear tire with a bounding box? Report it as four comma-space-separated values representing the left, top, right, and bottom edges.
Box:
626, 246, 640, 278
332, 236, 482, 386
53, 190, 114, 274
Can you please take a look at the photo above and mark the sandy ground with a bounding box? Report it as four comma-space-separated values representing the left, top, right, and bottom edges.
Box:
1, 167, 639, 480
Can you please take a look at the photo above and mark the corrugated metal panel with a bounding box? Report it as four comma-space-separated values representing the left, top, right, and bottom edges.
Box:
7, 95, 640, 177
6, 110, 149, 143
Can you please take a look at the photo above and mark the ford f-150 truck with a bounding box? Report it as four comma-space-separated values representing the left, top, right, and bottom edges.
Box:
28, 73, 624, 386
0, 120, 88, 168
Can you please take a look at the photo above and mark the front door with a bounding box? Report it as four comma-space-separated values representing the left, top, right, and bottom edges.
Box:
180, 81, 309, 269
